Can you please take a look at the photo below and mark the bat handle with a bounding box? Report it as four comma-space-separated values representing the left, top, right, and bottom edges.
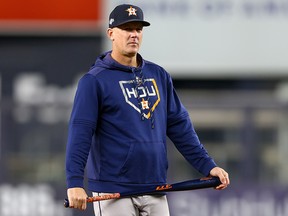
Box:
64, 199, 70, 208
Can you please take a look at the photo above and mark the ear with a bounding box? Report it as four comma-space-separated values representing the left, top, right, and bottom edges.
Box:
107, 28, 114, 41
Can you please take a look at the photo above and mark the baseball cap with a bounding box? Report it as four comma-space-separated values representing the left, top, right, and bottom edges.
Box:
109, 4, 150, 28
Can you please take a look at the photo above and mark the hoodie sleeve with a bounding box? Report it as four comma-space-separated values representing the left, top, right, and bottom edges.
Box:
166, 75, 217, 176
65, 74, 99, 188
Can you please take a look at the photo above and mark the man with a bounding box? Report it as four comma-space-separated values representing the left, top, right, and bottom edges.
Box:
66, 4, 230, 216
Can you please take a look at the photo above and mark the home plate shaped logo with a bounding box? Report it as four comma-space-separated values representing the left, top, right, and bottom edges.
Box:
119, 78, 160, 119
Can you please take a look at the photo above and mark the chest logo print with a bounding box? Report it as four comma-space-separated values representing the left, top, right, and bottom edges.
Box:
119, 78, 160, 119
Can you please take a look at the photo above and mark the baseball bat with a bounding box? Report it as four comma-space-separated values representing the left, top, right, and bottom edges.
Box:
64, 176, 221, 208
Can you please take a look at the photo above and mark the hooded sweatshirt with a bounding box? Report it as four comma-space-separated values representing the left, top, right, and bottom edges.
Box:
65, 51, 217, 193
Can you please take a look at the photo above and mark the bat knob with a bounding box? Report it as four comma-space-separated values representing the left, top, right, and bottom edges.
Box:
64, 198, 70, 208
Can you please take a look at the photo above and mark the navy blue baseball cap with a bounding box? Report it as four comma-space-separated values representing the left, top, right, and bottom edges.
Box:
109, 4, 150, 28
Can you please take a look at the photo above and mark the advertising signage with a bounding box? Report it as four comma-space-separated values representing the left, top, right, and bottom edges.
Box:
104, 0, 288, 77
0, 0, 102, 33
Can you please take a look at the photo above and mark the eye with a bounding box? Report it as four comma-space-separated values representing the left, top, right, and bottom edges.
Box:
121, 26, 143, 33
136, 28, 143, 33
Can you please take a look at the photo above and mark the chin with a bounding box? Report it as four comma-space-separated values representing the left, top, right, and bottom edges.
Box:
126, 50, 138, 57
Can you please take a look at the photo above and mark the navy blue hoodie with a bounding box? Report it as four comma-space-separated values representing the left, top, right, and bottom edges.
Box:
66, 51, 217, 193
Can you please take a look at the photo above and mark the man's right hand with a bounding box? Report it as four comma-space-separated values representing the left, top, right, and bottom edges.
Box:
67, 187, 88, 210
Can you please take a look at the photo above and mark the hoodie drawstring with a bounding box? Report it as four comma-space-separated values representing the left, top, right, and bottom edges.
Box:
132, 68, 155, 129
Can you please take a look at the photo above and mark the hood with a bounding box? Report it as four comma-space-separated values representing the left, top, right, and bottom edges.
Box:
92, 51, 146, 72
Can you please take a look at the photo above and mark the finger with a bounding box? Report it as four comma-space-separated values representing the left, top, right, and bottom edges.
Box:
70, 198, 82, 210
220, 171, 229, 185
81, 200, 87, 211
69, 204, 74, 208
214, 182, 228, 190
76, 197, 87, 210
215, 184, 226, 190
223, 173, 230, 185
68, 199, 74, 208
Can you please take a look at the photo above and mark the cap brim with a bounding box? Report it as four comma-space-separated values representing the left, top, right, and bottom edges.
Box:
113, 20, 150, 27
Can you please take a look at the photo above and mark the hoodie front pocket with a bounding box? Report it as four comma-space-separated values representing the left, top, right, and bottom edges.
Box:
119, 141, 168, 183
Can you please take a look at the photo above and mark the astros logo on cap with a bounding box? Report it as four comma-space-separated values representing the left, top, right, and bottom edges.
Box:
126, 6, 137, 16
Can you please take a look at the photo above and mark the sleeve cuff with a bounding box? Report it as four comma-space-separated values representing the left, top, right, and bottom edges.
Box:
66, 177, 84, 188
202, 161, 217, 177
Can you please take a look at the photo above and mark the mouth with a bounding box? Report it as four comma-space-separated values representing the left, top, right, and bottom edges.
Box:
128, 42, 138, 46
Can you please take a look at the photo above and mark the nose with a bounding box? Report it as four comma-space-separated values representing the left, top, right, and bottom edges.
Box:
131, 29, 139, 37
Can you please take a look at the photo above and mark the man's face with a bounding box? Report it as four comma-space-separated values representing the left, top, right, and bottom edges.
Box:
108, 22, 144, 57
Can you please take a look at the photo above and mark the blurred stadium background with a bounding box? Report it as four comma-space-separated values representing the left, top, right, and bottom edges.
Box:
1, 0, 288, 215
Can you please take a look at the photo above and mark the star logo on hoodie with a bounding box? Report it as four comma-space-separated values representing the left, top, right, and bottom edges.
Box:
126, 6, 137, 16
140, 98, 149, 110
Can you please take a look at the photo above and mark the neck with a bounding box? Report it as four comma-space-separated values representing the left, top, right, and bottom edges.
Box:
111, 51, 138, 67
